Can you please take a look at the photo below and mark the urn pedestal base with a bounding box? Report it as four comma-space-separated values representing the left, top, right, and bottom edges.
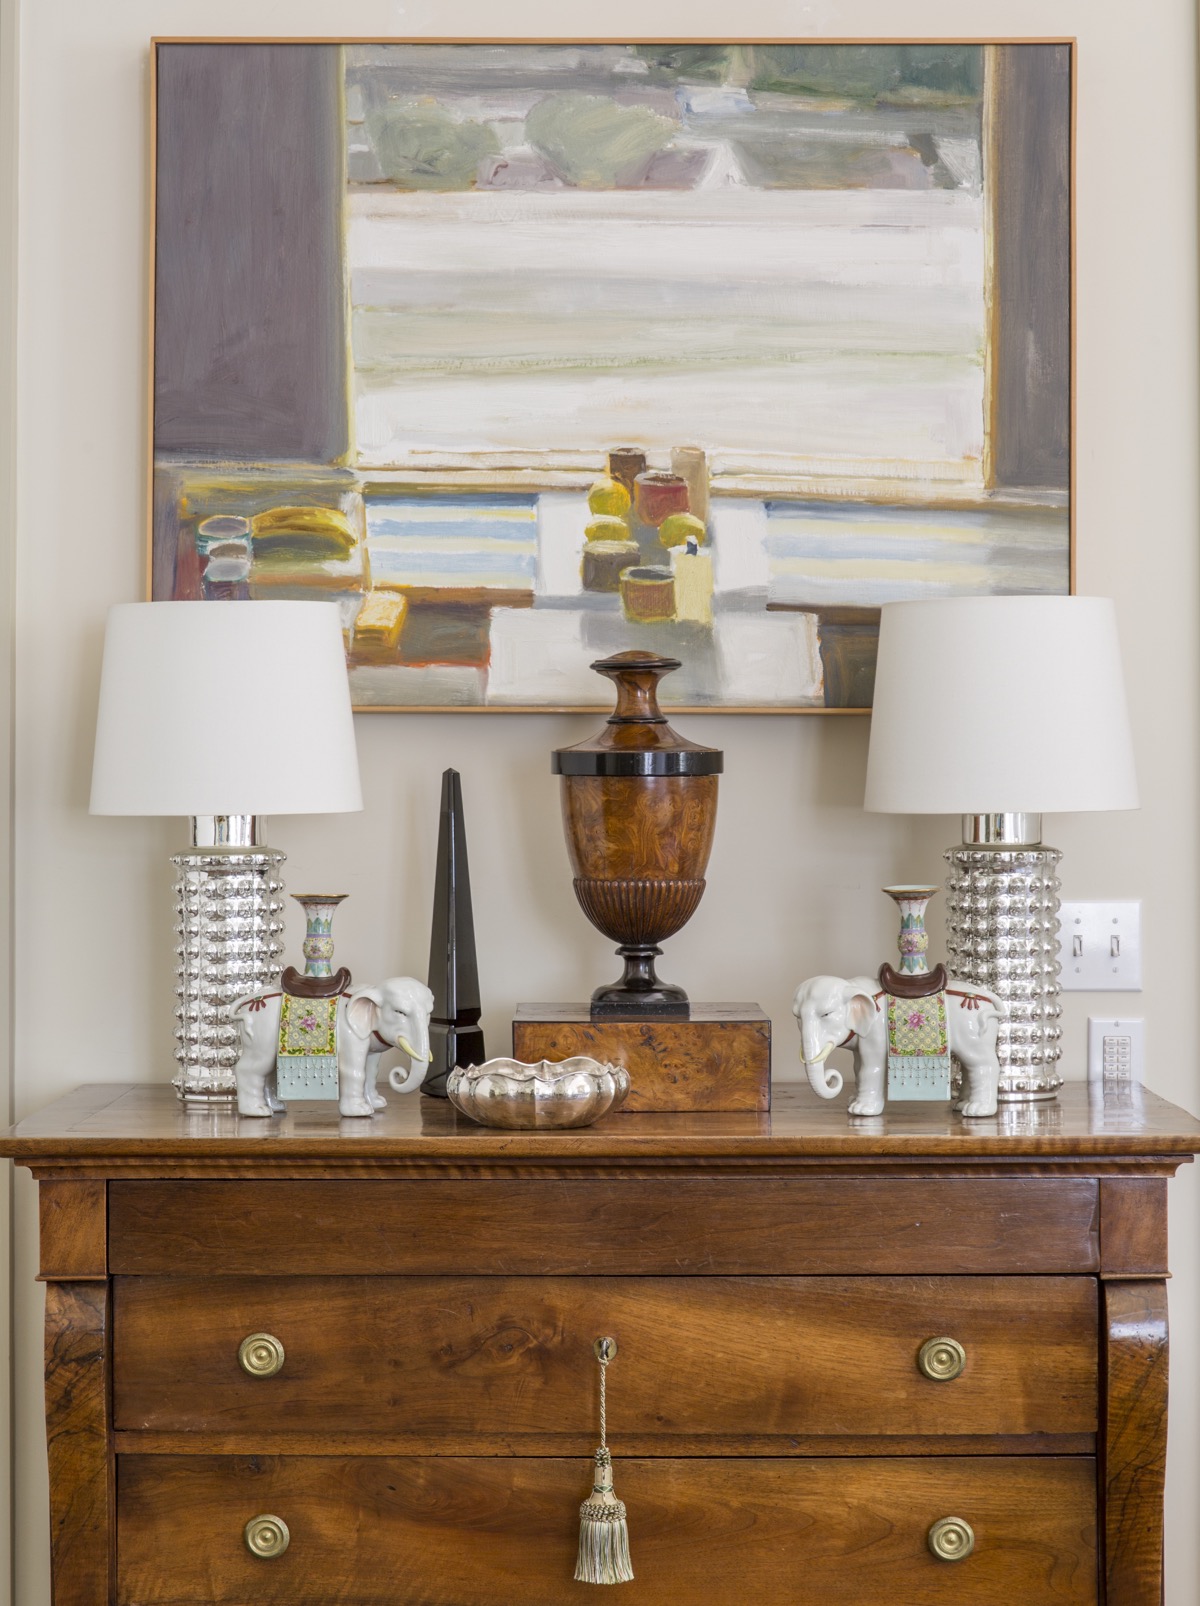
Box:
513, 1003, 771, 1113
589, 946, 691, 1018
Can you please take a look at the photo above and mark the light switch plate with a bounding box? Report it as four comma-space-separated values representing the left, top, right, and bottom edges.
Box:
1058, 901, 1143, 991
1087, 1016, 1145, 1085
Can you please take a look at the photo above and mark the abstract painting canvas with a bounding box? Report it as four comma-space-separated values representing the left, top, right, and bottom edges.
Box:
151, 40, 1072, 711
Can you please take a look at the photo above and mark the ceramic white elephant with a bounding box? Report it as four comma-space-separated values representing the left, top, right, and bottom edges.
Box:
792, 974, 1005, 1118
231, 976, 435, 1118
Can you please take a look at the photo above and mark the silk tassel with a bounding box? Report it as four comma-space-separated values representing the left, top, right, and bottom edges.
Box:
575, 1339, 633, 1586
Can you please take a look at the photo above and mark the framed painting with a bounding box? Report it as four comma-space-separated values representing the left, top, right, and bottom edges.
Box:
150, 39, 1073, 712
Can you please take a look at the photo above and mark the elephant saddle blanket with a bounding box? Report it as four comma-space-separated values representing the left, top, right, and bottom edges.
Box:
276, 990, 340, 1101
884, 989, 952, 1101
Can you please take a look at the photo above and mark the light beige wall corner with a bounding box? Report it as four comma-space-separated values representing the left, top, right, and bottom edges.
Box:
9, 2, 1200, 1602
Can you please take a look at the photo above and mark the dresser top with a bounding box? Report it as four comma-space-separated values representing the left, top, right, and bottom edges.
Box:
2, 1081, 1198, 1173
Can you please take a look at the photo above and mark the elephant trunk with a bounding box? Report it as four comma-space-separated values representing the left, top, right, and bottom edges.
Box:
803, 1053, 844, 1100
397, 1011, 432, 1068
797, 1014, 844, 1100
388, 1012, 433, 1093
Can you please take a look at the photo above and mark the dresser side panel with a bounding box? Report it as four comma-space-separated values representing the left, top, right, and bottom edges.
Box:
44, 1282, 113, 1605
1102, 1279, 1168, 1605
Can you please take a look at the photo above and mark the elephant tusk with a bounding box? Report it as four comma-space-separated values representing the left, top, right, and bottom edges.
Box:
397, 1037, 432, 1062
805, 1043, 833, 1064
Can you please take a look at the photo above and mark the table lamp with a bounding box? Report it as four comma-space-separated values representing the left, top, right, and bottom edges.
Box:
90, 601, 363, 1105
864, 596, 1138, 1102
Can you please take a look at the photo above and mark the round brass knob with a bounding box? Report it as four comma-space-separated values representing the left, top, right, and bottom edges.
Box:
928, 1516, 975, 1562
917, 1336, 966, 1382
238, 1333, 285, 1378
244, 1514, 290, 1559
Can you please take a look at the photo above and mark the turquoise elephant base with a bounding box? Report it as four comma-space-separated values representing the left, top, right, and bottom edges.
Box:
276, 1054, 340, 1101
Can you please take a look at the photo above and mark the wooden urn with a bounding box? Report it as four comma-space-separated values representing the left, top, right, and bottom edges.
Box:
552, 651, 722, 1016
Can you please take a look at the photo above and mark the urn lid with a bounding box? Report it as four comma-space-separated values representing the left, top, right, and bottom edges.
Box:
551, 650, 724, 777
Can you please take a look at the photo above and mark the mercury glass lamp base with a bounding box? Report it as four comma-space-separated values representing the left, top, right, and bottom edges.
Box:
944, 816, 1064, 1104
171, 829, 286, 1105
178, 1083, 238, 1110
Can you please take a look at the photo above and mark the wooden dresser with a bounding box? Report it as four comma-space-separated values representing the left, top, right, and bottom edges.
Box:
4, 1080, 1199, 1605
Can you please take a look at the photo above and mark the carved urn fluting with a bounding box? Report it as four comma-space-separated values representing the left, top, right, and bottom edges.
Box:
551, 651, 722, 1016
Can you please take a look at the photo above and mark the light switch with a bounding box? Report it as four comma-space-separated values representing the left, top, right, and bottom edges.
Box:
1058, 901, 1142, 991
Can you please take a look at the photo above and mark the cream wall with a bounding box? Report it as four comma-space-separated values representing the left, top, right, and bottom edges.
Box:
1, 0, 17, 1591
7, 1, 1199, 1600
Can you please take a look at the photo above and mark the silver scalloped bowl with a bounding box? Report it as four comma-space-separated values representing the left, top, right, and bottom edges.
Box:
447, 1057, 630, 1130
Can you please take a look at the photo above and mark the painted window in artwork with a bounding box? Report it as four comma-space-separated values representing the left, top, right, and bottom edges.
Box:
345, 44, 987, 494
151, 40, 1071, 713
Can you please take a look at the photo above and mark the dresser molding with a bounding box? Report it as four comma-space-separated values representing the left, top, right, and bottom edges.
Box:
5, 1080, 1198, 1606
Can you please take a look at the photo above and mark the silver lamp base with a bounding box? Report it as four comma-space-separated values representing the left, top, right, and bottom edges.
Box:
944, 813, 1064, 1103
171, 815, 286, 1107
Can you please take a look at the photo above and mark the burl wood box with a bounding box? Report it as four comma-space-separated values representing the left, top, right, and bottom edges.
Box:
512, 1003, 771, 1113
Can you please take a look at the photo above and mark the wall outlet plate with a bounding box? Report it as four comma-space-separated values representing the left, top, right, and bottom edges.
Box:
1058, 901, 1143, 991
1087, 1016, 1145, 1085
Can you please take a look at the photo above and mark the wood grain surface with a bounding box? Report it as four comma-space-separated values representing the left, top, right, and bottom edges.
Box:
559, 774, 718, 883
1098, 1177, 1169, 1276
112, 1429, 1099, 1459
1102, 1280, 1169, 1605
112, 1273, 1098, 1441
571, 873, 707, 947
107, 1175, 1101, 1276
38, 1180, 106, 1281
4, 1081, 1198, 1170
513, 1010, 771, 1112
9, 1079, 1198, 1605
45, 1283, 113, 1604
116, 1454, 1098, 1605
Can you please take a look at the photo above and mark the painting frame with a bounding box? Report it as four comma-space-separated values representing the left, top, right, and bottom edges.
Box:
147, 37, 1076, 714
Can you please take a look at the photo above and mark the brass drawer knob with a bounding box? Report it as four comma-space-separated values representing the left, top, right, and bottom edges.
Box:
238, 1333, 285, 1378
917, 1336, 966, 1382
244, 1514, 290, 1559
928, 1516, 975, 1562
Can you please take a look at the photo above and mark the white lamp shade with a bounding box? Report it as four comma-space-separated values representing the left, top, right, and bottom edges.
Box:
864, 596, 1138, 816
90, 601, 363, 816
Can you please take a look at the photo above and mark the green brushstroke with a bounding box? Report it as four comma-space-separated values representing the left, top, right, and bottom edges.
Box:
525, 94, 674, 188
631, 45, 734, 83
750, 46, 982, 104
631, 43, 982, 106
368, 103, 499, 190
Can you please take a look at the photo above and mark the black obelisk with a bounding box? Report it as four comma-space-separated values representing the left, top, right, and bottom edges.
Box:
422, 768, 484, 1098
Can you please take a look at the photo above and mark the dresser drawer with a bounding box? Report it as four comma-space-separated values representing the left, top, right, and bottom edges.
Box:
117, 1453, 1097, 1604
113, 1273, 1097, 1444
108, 1176, 1100, 1275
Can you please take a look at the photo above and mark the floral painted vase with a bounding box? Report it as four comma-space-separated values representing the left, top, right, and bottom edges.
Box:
882, 884, 940, 976
292, 893, 348, 978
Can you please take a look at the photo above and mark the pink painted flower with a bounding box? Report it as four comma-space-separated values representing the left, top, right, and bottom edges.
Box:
906, 1011, 926, 1029
300, 1013, 319, 1032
